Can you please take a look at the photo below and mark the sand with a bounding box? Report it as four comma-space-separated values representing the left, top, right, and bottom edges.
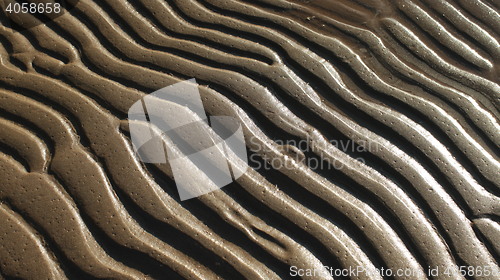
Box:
0, 0, 498, 279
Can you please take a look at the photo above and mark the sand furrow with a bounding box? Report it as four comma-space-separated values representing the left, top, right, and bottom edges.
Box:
0, 0, 498, 279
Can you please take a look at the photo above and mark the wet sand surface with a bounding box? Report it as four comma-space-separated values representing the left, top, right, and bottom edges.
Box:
0, 0, 498, 279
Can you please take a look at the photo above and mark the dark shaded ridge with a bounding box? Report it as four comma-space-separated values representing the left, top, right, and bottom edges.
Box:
4, 19, 139, 119
67, 1, 301, 136
380, 6, 498, 101
165, 0, 420, 166
0, 199, 96, 280
0, 32, 29, 72
1, 79, 211, 279
236, 0, 500, 159
0, 91, 408, 280
475, 214, 500, 223
0, 143, 30, 172
1, 275, 22, 280
176, 1, 489, 273
380, 26, 500, 149
78, 152, 191, 280
130, 0, 275, 65
17, 3, 495, 212
146, 162, 334, 280
0, 0, 497, 280
299, 147, 435, 272
73, 0, 278, 79
397, 9, 488, 75
23, 0, 492, 256
49, 2, 299, 144
225, 0, 500, 200
196, 0, 480, 217
369, 26, 500, 152
3, 0, 496, 278
397, 8, 499, 93
31, 63, 128, 120
0, 82, 93, 151
0, 84, 185, 278
148, 163, 295, 279
34, 11, 160, 97
54, 170, 181, 280
41, 1, 286, 140
48, 0, 380, 168
0, 77, 340, 279
415, 2, 498, 65
60, 1, 478, 274
242, 112, 437, 273
54, 7, 303, 159
244, 149, 391, 279
360, 23, 500, 145
73, 0, 327, 118
472, 221, 500, 261
0, 108, 55, 159
349, 0, 380, 14
111, 157, 247, 280
2, 71, 230, 278
0, 90, 180, 278
3, 20, 70, 64
212, 0, 485, 216
452, 0, 500, 37
226, 162, 373, 279
3, 14, 130, 120
231, 0, 290, 13
312, 29, 500, 196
